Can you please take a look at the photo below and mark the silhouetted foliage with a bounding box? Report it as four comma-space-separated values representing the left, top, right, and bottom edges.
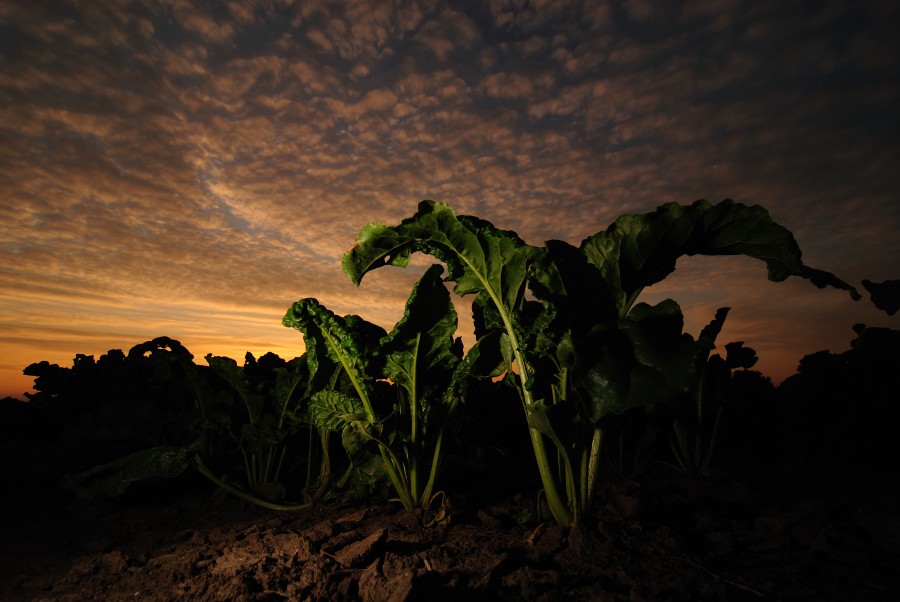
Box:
3, 323, 897, 510
776, 324, 900, 474
2, 338, 204, 491
712, 368, 777, 475
862, 279, 900, 316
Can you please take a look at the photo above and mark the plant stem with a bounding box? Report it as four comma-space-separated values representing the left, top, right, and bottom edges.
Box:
454, 249, 573, 525
305, 421, 315, 488
317, 325, 417, 509
378, 445, 415, 510
409, 335, 420, 502
421, 428, 444, 505
585, 427, 603, 515
194, 455, 315, 512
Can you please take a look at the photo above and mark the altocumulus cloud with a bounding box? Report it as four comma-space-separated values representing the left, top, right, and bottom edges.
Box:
1, 0, 898, 397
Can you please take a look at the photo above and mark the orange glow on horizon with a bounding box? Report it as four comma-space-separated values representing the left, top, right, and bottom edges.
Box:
1, 2, 897, 398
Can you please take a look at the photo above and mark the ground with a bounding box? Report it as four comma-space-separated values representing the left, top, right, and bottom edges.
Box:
2, 470, 897, 601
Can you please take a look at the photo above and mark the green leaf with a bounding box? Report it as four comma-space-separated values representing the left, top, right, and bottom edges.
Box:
310, 391, 385, 491
379, 264, 460, 407
460, 329, 507, 381
343, 200, 542, 330
341, 422, 378, 464
527, 240, 693, 415
308, 390, 367, 431
581, 199, 861, 315
573, 300, 701, 423
273, 355, 309, 422
61, 443, 197, 498
526, 399, 572, 452
526, 239, 620, 380
342, 201, 547, 407
205, 355, 264, 424
529, 239, 620, 334
283, 298, 386, 422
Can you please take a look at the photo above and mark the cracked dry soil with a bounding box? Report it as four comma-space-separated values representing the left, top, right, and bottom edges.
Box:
2, 473, 898, 601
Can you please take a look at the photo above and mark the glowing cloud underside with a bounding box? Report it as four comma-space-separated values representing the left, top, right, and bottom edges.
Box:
1, 0, 898, 398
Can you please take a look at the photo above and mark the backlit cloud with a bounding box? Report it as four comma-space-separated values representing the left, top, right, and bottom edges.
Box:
1, 0, 898, 397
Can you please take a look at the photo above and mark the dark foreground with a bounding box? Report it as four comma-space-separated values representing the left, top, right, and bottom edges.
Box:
2, 471, 897, 602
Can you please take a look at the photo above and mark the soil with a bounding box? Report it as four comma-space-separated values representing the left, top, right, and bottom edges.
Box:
1, 471, 897, 601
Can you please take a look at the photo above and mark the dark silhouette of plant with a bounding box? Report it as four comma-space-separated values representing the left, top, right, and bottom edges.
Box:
669, 308, 763, 477
777, 325, 900, 474
862, 279, 900, 315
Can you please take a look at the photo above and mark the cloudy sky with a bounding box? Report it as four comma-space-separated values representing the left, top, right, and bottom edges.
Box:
1, 0, 898, 398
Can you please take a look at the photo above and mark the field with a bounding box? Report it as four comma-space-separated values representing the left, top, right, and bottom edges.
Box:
2, 448, 897, 600
3, 201, 898, 600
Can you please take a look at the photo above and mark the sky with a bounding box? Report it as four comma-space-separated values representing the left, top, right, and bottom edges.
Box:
1, 0, 898, 399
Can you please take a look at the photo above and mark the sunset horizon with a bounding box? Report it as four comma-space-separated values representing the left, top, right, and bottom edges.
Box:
2, 0, 898, 400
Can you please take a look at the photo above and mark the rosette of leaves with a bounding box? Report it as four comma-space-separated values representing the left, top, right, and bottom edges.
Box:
284, 264, 478, 510
343, 200, 860, 526
198, 352, 320, 508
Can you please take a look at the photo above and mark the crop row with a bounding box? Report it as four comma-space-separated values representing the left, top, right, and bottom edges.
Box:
4, 200, 896, 527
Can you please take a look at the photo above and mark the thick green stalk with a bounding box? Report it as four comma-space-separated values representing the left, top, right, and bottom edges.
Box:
511, 331, 573, 525
454, 251, 573, 525
409, 334, 420, 502
316, 429, 330, 491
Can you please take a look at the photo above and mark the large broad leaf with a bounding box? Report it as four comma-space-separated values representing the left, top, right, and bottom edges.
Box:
527, 240, 690, 411
379, 264, 459, 385
342, 200, 545, 402
723, 341, 758, 370
446, 329, 506, 398
528, 239, 620, 343
581, 199, 861, 315
343, 201, 542, 327
282, 299, 386, 421
379, 264, 461, 421
573, 300, 701, 423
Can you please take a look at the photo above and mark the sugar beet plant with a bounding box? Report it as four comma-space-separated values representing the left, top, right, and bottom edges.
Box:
669, 307, 761, 477
283, 264, 487, 511
191, 352, 334, 510
342, 199, 860, 526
